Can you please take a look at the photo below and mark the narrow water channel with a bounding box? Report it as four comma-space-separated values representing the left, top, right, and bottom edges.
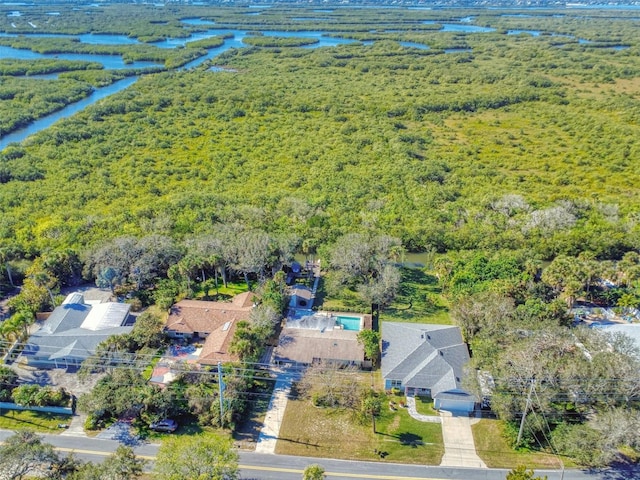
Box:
1, 17, 594, 151
0, 76, 138, 151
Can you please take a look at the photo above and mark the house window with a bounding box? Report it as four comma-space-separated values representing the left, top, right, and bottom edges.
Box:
390, 380, 402, 388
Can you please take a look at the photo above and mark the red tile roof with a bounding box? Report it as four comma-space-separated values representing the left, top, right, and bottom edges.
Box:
165, 292, 255, 335
165, 293, 256, 365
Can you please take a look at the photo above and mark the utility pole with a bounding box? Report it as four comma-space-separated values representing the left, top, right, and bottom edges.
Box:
370, 370, 376, 434
516, 379, 535, 447
218, 362, 225, 428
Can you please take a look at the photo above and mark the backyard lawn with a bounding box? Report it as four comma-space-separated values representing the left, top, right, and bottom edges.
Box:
384, 268, 451, 325
317, 267, 451, 325
0, 410, 71, 433
276, 391, 444, 464
193, 279, 250, 301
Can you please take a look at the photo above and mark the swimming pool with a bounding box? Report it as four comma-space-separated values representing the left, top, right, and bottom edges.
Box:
336, 315, 362, 331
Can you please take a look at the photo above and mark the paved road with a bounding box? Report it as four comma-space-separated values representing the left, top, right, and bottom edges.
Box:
1, 429, 637, 480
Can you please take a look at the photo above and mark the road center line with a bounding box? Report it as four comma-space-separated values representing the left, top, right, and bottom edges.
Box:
51, 446, 446, 480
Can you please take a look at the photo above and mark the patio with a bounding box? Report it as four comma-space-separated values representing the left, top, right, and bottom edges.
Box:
149, 344, 203, 385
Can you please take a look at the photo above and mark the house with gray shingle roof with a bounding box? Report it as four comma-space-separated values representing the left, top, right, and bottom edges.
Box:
381, 322, 476, 413
22, 293, 132, 369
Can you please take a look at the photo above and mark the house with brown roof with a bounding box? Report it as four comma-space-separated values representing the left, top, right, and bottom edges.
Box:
274, 311, 372, 367
165, 292, 255, 365
275, 327, 364, 366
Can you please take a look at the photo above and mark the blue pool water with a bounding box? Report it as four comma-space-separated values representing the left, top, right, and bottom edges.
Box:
336, 316, 362, 331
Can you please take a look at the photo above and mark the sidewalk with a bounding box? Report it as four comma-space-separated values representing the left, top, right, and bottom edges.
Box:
255, 368, 299, 454
405, 396, 441, 423
60, 413, 87, 438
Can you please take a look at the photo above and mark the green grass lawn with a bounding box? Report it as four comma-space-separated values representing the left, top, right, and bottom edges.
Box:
140, 417, 229, 442
193, 280, 250, 301
472, 418, 572, 469
414, 396, 439, 416
0, 409, 72, 433
383, 268, 451, 325
315, 267, 452, 325
276, 390, 443, 464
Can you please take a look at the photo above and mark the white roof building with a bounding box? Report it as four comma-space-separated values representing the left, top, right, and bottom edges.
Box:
23, 293, 132, 369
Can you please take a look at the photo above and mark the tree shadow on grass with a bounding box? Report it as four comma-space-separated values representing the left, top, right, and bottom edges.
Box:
234, 398, 270, 445
0, 411, 66, 430
375, 430, 424, 448
398, 432, 424, 447
277, 437, 319, 447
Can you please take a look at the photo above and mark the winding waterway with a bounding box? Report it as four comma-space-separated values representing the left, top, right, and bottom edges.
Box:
0, 76, 138, 151
0, 25, 372, 149
0, 16, 624, 150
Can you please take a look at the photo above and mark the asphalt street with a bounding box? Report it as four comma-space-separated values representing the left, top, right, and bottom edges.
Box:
1, 429, 638, 480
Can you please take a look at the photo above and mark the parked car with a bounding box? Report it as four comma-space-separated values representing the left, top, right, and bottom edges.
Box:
150, 419, 178, 433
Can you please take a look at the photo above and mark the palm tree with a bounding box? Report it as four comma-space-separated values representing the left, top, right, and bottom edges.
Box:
542, 255, 584, 306
0, 317, 22, 343
0, 245, 16, 287
302, 464, 326, 480
617, 252, 640, 288
32, 272, 57, 308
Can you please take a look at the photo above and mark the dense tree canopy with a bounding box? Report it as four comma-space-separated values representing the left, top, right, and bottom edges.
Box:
154, 434, 239, 480
0, 430, 60, 480
1, 8, 640, 261
3, 4, 640, 468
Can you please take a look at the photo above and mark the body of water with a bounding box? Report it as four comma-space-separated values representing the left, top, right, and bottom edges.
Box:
422, 21, 495, 33
441, 23, 495, 33
181, 18, 215, 25
292, 17, 331, 21
178, 33, 247, 70
0, 44, 161, 69
0, 15, 616, 149
25, 72, 59, 80
0, 27, 358, 147
444, 47, 472, 54
77, 33, 140, 45
508, 29, 542, 36
506, 30, 623, 47
0, 76, 138, 150
262, 30, 355, 48
400, 41, 430, 50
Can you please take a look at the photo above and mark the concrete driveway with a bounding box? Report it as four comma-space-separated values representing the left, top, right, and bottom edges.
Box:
439, 411, 487, 468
